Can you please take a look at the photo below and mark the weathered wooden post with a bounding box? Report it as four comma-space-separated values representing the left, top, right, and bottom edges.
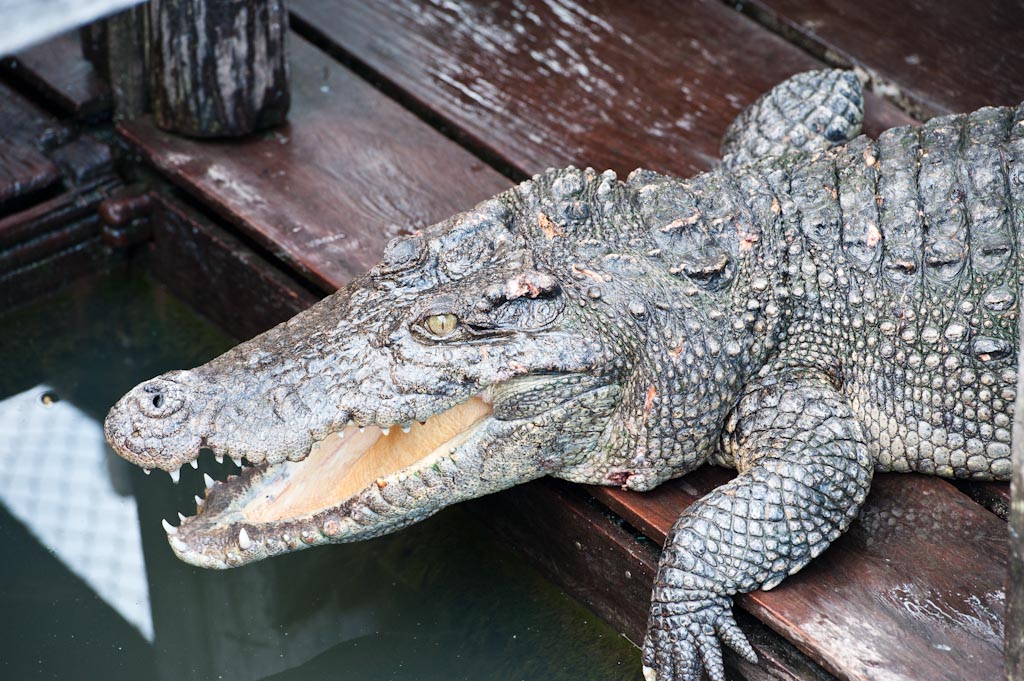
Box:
1010, 303, 1024, 680
148, 0, 289, 137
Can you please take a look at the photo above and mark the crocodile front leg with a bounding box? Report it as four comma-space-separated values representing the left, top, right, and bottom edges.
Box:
642, 366, 873, 681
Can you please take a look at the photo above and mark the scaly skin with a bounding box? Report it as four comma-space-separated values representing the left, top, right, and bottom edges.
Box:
105, 71, 1021, 680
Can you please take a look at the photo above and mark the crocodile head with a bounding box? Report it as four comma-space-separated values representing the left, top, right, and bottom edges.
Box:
105, 167, 700, 568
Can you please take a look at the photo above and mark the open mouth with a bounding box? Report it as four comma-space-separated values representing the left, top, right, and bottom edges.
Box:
160, 393, 494, 568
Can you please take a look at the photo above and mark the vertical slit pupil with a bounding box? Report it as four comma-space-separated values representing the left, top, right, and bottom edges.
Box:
153, 394, 164, 408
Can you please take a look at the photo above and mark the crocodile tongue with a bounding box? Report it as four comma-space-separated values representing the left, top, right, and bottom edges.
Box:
241, 396, 494, 523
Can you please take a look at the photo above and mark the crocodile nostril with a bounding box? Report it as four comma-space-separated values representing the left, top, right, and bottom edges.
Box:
139, 380, 185, 418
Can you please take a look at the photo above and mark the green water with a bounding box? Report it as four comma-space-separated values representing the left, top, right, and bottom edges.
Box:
0, 270, 643, 681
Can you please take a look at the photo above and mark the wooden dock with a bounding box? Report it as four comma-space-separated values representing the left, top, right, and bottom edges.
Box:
2, 2, 1022, 679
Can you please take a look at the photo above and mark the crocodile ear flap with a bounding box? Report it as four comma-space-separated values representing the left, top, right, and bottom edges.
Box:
720, 69, 864, 170
502, 270, 560, 301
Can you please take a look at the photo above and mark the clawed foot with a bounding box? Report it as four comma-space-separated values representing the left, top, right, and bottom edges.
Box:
641, 595, 756, 681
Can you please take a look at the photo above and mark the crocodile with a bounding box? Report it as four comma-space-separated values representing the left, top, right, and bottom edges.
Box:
105, 70, 1021, 681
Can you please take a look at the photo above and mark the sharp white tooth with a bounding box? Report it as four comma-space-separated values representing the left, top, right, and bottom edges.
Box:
380, 426, 391, 436
401, 422, 412, 433
347, 419, 355, 427
143, 468, 151, 475
169, 467, 181, 484
194, 495, 203, 506
189, 459, 199, 469
203, 473, 215, 489
231, 457, 242, 468
215, 454, 224, 464
238, 528, 252, 550
358, 426, 365, 433
177, 512, 187, 523
161, 518, 177, 535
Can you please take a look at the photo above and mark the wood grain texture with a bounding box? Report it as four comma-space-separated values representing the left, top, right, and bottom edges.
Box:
595, 470, 1007, 681
0, 82, 62, 209
957, 480, 1011, 520
120, 34, 510, 291
148, 0, 290, 137
473, 480, 836, 681
290, 0, 912, 179
145, 194, 319, 342
2, 30, 111, 120
735, 0, 1024, 117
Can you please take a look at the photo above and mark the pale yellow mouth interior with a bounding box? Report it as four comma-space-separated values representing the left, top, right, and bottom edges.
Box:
243, 396, 493, 523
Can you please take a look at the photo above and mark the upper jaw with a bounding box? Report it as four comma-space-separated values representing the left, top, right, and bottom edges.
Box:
156, 374, 614, 569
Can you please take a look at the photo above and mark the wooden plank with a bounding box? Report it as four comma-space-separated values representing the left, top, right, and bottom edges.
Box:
0, 81, 63, 209
144, 193, 319, 342
473, 481, 834, 681
594, 470, 1007, 680
734, 0, 1024, 118
956, 480, 1011, 520
2, 30, 111, 120
290, 0, 912, 179
119, 34, 510, 292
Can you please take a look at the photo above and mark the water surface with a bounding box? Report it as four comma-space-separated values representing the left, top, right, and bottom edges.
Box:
0, 270, 643, 681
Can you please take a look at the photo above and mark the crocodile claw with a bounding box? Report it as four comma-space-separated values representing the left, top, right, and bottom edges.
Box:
641, 594, 755, 681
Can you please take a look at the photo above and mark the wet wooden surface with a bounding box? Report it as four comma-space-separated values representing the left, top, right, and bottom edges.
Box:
144, 193, 319, 342
594, 471, 1008, 680
474, 480, 834, 681
0, 81, 62, 208
291, 0, 911, 179
0, 73, 122, 308
737, 0, 1024, 117
105, 2, 1016, 680
120, 35, 509, 292
2, 30, 111, 120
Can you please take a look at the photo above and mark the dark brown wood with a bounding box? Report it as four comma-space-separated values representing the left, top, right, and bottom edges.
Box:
956, 480, 1011, 520
0, 82, 63, 210
120, 35, 511, 292
290, 0, 911, 179
79, 21, 109, 81
105, 5, 149, 121
595, 470, 1007, 681
0, 166, 121, 307
144, 193, 318, 341
1009, 313, 1024, 680
2, 30, 112, 120
733, 0, 1024, 118
0, 175, 116, 250
0, 81, 120, 304
148, 0, 290, 137
473, 481, 834, 681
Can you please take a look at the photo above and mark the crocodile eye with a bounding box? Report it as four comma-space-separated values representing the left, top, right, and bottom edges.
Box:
424, 313, 458, 338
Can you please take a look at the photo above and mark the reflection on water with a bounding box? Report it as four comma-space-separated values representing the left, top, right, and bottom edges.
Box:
0, 270, 643, 681
0, 385, 152, 640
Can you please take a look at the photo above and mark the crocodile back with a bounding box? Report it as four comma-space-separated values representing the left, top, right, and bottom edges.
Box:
778, 104, 1024, 480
